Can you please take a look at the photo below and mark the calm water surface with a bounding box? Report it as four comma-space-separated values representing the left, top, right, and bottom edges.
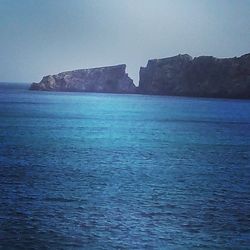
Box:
0, 83, 250, 249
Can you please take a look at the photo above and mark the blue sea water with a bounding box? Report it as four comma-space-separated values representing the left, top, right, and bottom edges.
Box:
0, 82, 250, 249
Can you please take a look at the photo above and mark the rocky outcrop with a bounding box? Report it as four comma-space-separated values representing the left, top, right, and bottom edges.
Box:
30, 64, 136, 93
138, 53, 250, 98
30, 54, 250, 98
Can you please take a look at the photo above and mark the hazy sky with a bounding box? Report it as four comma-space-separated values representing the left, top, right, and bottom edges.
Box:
0, 0, 250, 84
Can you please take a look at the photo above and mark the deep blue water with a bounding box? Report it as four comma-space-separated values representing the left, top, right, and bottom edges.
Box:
0, 83, 250, 249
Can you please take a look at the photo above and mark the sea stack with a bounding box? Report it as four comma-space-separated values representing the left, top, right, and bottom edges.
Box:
30, 64, 136, 94
138, 53, 250, 98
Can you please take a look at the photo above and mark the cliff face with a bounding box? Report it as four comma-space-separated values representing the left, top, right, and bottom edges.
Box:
139, 53, 250, 98
30, 64, 136, 93
30, 54, 250, 98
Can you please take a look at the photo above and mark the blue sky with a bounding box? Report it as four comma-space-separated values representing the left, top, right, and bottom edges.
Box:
0, 0, 249, 84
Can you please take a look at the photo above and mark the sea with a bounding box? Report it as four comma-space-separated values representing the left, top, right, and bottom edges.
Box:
0, 83, 250, 249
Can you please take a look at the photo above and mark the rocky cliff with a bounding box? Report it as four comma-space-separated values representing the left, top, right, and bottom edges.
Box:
30, 64, 136, 93
138, 53, 250, 98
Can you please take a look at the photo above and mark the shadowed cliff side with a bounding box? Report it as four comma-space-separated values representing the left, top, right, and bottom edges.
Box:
138, 53, 250, 98
30, 64, 136, 94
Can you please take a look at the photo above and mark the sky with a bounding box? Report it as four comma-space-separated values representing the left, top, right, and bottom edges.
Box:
0, 0, 250, 85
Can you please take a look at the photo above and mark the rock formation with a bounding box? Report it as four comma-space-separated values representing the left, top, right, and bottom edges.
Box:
30, 64, 136, 94
138, 53, 250, 98
30, 53, 250, 99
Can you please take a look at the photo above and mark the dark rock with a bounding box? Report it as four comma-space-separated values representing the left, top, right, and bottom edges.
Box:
30, 64, 136, 94
138, 53, 250, 98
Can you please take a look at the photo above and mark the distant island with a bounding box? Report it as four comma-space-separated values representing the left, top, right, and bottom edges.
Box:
30, 64, 136, 94
30, 53, 250, 99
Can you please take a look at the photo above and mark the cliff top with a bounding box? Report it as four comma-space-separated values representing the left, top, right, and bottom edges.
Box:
55, 64, 127, 77
144, 53, 250, 68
